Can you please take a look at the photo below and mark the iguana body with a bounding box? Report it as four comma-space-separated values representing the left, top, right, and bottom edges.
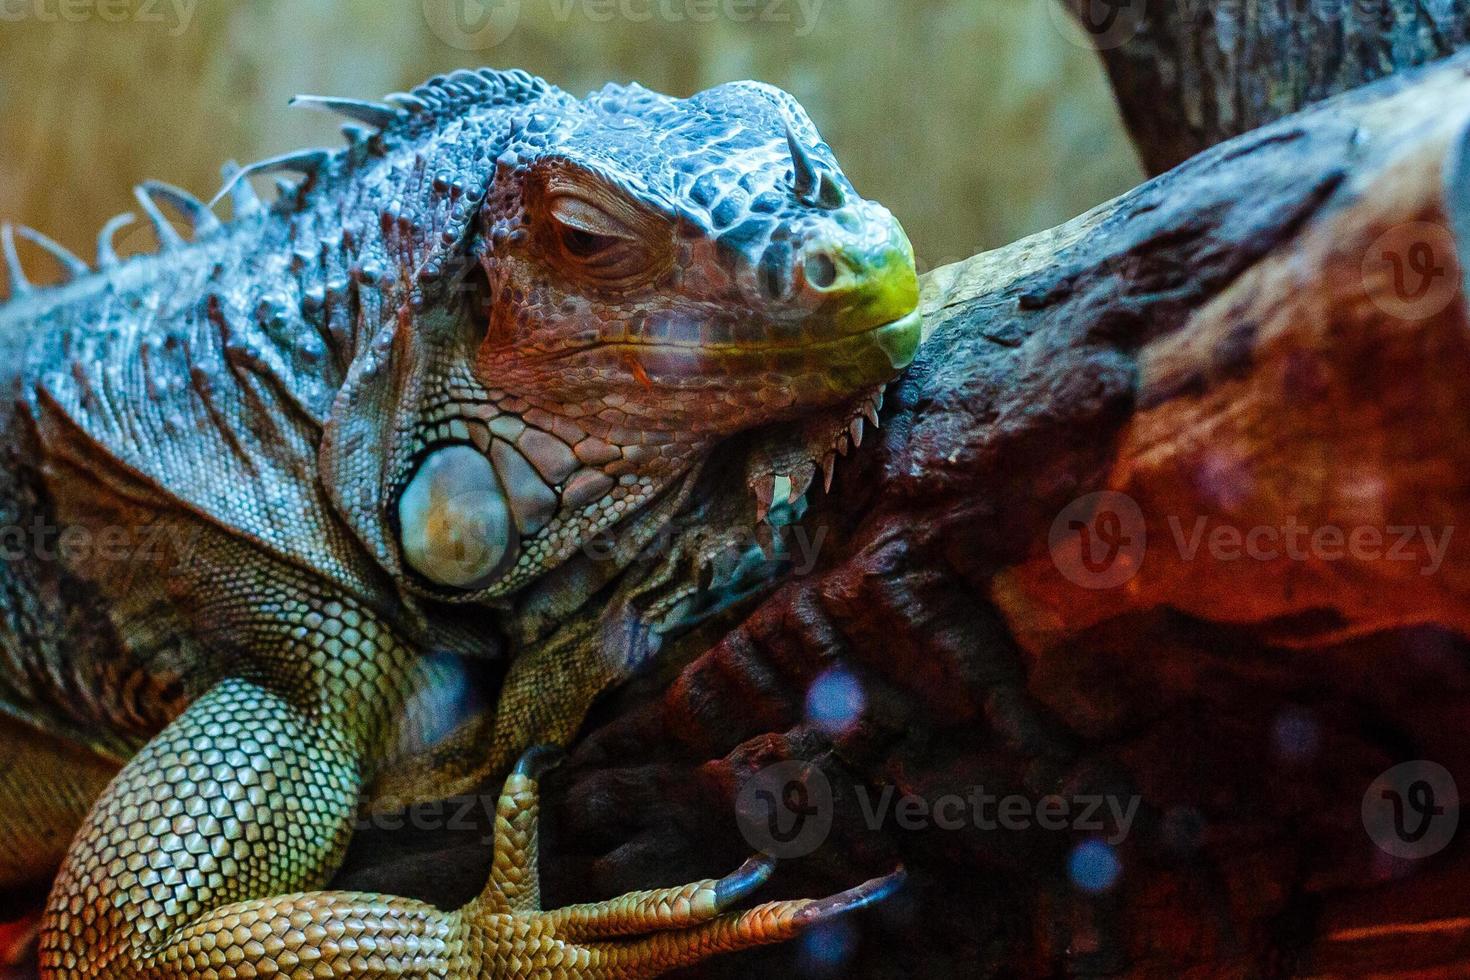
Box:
0, 68, 920, 977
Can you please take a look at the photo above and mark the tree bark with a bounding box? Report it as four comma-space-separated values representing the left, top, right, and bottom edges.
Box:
1066, 0, 1470, 173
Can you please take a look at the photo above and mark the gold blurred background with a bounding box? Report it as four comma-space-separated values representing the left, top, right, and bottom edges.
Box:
0, 0, 1141, 291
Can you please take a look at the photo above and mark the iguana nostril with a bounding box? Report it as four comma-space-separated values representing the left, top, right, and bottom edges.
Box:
804, 251, 838, 289
397, 445, 514, 589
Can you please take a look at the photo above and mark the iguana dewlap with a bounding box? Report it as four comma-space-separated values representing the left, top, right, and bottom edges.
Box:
0, 68, 919, 978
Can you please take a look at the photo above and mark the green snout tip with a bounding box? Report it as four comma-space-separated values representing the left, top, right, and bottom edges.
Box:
872, 306, 924, 370
835, 225, 923, 370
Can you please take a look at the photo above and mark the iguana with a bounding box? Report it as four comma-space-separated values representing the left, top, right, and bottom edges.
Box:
0, 67, 921, 977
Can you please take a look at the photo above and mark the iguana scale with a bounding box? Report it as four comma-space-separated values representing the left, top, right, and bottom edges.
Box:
0, 68, 921, 978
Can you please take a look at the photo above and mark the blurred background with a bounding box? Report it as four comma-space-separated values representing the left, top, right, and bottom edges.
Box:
0, 0, 1140, 291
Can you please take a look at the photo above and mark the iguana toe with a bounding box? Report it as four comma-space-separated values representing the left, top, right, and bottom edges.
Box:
464, 748, 903, 978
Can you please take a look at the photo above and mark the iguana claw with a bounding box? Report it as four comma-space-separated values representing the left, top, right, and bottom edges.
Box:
464, 748, 905, 978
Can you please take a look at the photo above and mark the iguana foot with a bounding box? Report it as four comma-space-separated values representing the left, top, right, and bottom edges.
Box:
465, 748, 904, 978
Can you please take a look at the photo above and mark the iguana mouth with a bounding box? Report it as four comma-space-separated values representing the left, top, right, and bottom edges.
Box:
855, 307, 924, 369
495, 210, 923, 384
536, 306, 922, 362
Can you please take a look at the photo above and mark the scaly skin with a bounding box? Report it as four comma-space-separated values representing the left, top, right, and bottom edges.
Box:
0, 68, 920, 977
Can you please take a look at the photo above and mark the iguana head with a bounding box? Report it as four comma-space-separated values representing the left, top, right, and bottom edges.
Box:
470, 80, 920, 437
319, 71, 920, 599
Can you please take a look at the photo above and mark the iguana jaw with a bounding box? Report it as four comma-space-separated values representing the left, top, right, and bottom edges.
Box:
509, 306, 921, 428
530, 307, 921, 362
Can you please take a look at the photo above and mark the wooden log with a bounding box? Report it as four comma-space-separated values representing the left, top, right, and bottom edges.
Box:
1063, 0, 1470, 173
997, 59, 1470, 653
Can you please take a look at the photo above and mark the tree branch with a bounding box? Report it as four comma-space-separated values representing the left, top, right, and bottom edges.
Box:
1065, 0, 1470, 173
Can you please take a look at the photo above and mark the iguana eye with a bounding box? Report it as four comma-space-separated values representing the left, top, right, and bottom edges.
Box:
545, 194, 651, 280
558, 223, 621, 259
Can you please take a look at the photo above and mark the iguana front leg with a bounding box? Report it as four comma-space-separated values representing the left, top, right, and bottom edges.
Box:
39, 609, 883, 979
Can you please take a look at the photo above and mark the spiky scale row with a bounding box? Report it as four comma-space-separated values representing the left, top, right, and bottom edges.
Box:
220, 160, 264, 219
288, 94, 404, 130
15, 226, 88, 280
94, 213, 135, 269
0, 222, 89, 294
2, 180, 225, 295
135, 180, 224, 251
392, 67, 547, 119
1, 223, 30, 296
3, 69, 547, 297
207, 148, 334, 209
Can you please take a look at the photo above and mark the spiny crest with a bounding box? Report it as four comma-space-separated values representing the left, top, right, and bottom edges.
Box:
288, 67, 554, 136
1, 67, 558, 301
206, 149, 335, 210
3, 222, 91, 296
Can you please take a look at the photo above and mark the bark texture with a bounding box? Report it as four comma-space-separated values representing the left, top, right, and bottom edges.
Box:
1067, 0, 1470, 173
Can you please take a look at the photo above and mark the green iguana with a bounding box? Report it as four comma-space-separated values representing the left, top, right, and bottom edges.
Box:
0, 68, 920, 977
